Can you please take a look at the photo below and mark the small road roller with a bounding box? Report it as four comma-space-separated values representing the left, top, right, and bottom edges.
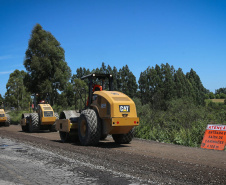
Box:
20, 96, 58, 132
0, 109, 10, 127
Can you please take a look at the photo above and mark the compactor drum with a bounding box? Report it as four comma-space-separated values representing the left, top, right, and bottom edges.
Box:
56, 73, 139, 146
0, 109, 10, 127
20, 104, 58, 133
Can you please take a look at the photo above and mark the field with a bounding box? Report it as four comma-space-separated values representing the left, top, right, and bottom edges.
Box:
205, 99, 225, 103
210, 99, 225, 103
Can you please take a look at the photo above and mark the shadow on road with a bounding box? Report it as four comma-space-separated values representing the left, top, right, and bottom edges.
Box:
51, 139, 130, 149
18, 130, 56, 133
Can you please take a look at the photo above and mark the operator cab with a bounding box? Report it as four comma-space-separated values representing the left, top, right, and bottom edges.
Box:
81, 73, 113, 108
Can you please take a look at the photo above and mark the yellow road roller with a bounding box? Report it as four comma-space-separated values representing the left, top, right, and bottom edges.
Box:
56, 73, 139, 146
0, 109, 10, 127
21, 103, 58, 133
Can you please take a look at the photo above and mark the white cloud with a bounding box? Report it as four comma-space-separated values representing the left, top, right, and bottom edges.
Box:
0, 71, 13, 75
0, 55, 13, 60
12, 64, 24, 67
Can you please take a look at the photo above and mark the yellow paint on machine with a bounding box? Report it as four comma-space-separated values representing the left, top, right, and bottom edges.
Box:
41, 117, 56, 125
94, 91, 137, 118
55, 119, 71, 132
91, 91, 140, 134
20, 118, 26, 126
110, 117, 139, 134
0, 109, 7, 122
0, 117, 7, 122
111, 117, 139, 126
101, 117, 139, 135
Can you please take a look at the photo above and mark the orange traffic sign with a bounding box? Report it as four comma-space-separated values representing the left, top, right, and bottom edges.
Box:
201, 124, 226, 150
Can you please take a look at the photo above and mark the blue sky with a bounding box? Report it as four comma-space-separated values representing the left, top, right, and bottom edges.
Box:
0, 0, 226, 96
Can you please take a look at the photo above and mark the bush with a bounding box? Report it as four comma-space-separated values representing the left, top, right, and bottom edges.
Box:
134, 97, 224, 147
9, 110, 29, 125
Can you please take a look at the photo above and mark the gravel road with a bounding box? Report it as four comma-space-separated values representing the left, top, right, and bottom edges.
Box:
0, 125, 225, 184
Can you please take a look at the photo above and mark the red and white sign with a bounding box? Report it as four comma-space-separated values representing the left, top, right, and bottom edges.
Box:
206, 124, 226, 131
201, 124, 226, 150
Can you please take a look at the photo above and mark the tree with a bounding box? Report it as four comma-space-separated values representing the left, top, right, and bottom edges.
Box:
209, 92, 215, 99
24, 24, 71, 105
161, 63, 176, 104
138, 66, 159, 106
72, 67, 90, 81
112, 66, 119, 91
90, 62, 121, 91
219, 93, 226, 99
71, 67, 90, 88
99, 62, 108, 73
4, 70, 31, 109
186, 69, 206, 105
215, 88, 226, 95
174, 68, 188, 98
174, 68, 196, 99
139, 64, 206, 109
118, 65, 138, 98
73, 78, 88, 110
215, 94, 220, 99
62, 82, 75, 107
0, 94, 4, 108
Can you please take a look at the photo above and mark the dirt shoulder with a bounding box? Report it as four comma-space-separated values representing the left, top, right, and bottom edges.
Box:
0, 125, 225, 184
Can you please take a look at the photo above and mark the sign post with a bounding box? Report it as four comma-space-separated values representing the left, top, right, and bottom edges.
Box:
201, 124, 226, 150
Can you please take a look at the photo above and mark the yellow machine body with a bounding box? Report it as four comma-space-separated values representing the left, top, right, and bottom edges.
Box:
37, 104, 56, 125
20, 104, 56, 128
91, 91, 139, 134
56, 119, 71, 132
0, 109, 7, 122
56, 91, 139, 135
20, 118, 27, 126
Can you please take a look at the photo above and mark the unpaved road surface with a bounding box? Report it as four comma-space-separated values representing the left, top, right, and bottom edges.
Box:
0, 125, 225, 185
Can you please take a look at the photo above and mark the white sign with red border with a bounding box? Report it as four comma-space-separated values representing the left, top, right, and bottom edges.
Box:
206, 124, 226, 131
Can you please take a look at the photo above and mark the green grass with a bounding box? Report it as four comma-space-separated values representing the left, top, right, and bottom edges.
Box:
9, 110, 30, 124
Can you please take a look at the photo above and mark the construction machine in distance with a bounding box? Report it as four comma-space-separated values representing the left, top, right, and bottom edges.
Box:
0, 109, 10, 127
56, 73, 140, 146
20, 94, 59, 133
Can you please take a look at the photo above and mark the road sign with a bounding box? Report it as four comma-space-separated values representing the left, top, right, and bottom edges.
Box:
201, 124, 226, 150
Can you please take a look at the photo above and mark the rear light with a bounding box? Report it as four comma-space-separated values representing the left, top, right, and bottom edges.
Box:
113, 121, 120, 124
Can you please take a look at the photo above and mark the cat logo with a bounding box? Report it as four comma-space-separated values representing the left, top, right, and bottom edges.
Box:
119, 105, 130, 112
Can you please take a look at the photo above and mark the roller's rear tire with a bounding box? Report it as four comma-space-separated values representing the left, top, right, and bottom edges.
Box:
28, 113, 40, 133
112, 128, 134, 144
78, 109, 101, 146
100, 134, 108, 140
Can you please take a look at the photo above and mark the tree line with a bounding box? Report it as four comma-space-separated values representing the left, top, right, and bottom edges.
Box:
2, 62, 209, 111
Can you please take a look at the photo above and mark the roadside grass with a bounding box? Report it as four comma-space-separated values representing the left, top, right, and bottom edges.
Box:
9, 110, 30, 125
134, 98, 226, 148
